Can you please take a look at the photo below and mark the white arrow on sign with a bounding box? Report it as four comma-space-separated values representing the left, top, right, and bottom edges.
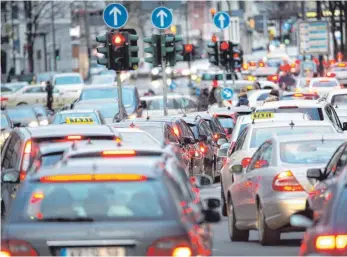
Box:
109, 7, 122, 26
218, 14, 225, 28
223, 90, 232, 98
157, 10, 168, 27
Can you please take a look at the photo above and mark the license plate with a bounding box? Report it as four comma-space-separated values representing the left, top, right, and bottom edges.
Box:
60, 247, 126, 256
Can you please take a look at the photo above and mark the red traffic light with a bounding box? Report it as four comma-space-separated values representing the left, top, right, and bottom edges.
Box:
233, 53, 239, 58
211, 35, 217, 43
184, 44, 193, 53
220, 41, 229, 51
112, 33, 125, 46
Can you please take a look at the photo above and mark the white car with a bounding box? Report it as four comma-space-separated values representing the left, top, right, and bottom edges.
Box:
307, 77, 341, 97
141, 94, 197, 118
324, 88, 347, 108
330, 62, 347, 86
4, 84, 66, 110
90, 75, 116, 86
247, 89, 271, 107
52, 73, 84, 103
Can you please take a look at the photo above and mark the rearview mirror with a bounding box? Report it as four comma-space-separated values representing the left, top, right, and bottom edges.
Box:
193, 174, 213, 188
140, 100, 147, 109
230, 164, 243, 174
217, 148, 228, 157
307, 168, 324, 181
2, 168, 20, 183
217, 138, 228, 146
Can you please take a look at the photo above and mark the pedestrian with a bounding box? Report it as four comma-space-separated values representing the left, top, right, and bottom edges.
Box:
264, 89, 280, 102
237, 88, 249, 106
45, 80, 54, 111
6, 67, 15, 83
197, 88, 209, 111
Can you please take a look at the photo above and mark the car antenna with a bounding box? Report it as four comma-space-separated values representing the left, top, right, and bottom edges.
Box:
227, 106, 231, 110
146, 115, 150, 120
130, 122, 135, 128
321, 135, 324, 143
86, 138, 92, 145
335, 104, 338, 109
252, 119, 255, 124
289, 120, 295, 128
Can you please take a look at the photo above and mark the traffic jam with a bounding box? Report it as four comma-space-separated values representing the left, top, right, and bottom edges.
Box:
1, 1, 347, 257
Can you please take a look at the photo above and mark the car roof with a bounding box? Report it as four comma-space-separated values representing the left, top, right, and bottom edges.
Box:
57, 109, 98, 114
256, 100, 325, 109
141, 94, 192, 100
113, 121, 165, 128
53, 73, 82, 77
209, 106, 252, 113
82, 85, 134, 90
250, 120, 333, 129
272, 133, 347, 143
310, 77, 338, 82
20, 124, 119, 138
74, 99, 119, 105
239, 112, 311, 123
115, 127, 149, 133
326, 88, 347, 96
184, 111, 214, 120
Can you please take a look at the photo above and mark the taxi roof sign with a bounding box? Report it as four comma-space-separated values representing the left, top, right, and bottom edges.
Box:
251, 112, 274, 120
66, 117, 94, 124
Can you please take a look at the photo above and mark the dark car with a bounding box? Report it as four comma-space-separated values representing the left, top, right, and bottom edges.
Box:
5, 106, 41, 128
1, 144, 220, 256
290, 167, 347, 256
0, 125, 121, 218
0, 111, 13, 146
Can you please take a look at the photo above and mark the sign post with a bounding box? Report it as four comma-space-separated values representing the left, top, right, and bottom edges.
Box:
298, 21, 329, 56
151, 6, 173, 116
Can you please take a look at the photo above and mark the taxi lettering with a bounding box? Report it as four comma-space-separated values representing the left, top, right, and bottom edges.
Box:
65, 117, 94, 124
251, 112, 274, 120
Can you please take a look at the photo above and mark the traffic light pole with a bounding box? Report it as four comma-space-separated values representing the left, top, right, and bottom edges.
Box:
162, 48, 168, 116
116, 71, 124, 121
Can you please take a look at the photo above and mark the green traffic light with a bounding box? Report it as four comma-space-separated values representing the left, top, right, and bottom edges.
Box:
96, 35, 107, 43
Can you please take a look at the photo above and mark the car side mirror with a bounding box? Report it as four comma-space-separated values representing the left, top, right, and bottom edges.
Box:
198, 135, 207, 142
2, 168, 20, 183
217, 148, 228, 157
342, 122, 347, 131
217, 138, 228, 146
140, 100, 147, 109
307, 168, 324, 181
290, 214, 313, 228
193, 174, 213, 188
230, 164, 243, 174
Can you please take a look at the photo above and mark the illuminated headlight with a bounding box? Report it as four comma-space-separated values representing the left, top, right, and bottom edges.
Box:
166, 79, 172, 85
28, 121, 39, 127
182, 69, 191, 76
165, 67, 172, 74
151, 68, 159, 76
39, 119, 49, 126
191, 74, 198, 81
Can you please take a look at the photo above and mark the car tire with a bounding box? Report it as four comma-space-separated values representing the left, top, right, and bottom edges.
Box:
228, 198, 249, 242
257, 203, 280, 245
221, 181, 227, 217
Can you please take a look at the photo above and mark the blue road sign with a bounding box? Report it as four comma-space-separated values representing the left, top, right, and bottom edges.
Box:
151, 7, 173, 29
213, 12, 230, 30
221, 88, 234, 100
103, 4, 128, 29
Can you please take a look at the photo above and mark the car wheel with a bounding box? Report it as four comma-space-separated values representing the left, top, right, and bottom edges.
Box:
221, 181, 227, 217
228, 198, 249, 242
257, 203, 280, 245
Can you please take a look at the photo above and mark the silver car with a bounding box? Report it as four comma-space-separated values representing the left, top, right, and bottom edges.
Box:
225, 134, 346, 245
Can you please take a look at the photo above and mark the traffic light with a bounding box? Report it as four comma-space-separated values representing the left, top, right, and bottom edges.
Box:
164, 34, 183, 66
231, 43, 242, 70
96, 33, 109, 67
55, 49, 60, 61
219, 41, 230, 69
183, 44, 193, 62
109, 31, 127, 71
122, 28, 139, 70
207, 41, 219, 66
144, 34, 161, 67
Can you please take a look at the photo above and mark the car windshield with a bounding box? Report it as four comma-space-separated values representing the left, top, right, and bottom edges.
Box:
41, 153, 64, 167
80, 88, 134, 107
90, 76, 115, 85
54, 76, 83, 85
21, 180, 174, 222
217, 117, 235, 129
54, 112, 100, 124
251, 126, 335, 148
119, 131, 160, 146
130, 126, 164, 143
37, 73, 54, 83
312, 81, 338, 88
280, 140, 342, 164
257, 108, 323, 120
33, 106, 47, 117
1, 114, 10, 128
74, 103, 119, 119
7, 108, 36, 120
332, 94, 347, 106
281, 94, 320, 100
202, 74, 223, 80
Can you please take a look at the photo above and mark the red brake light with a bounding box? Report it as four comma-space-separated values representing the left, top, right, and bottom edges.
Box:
146, 237, 193, 256
272, 171, 304, 192
326, 72, 336, 77
102, 150, 136, 157
1, 239, 38, 256
20, 140, 32, 181
242, 63, 249, 70
0, 97, 8, 101
30, 191, 45, 204
40, 173, 147, 183
258, 61, 265, 67
241, 157, 252, 168
66, 135, 82, 140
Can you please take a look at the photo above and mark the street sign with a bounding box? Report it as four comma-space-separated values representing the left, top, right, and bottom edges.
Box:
103, 3, 128, 29
221, 88, 234, 100
213, 12, 230, 30
298, 21, 329, 55
151, 7, 173, 29
230, 17, 240, 43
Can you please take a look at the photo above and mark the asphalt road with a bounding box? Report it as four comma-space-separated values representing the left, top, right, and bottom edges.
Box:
200, 183, 302, 256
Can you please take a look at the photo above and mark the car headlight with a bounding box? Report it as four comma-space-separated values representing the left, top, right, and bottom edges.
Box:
165, 67, 172, 74
182, 69, 191, 76
191, 74, 198, 81
151, 68, 159, 76
28, 121, 39, 127
39, 119, 49, 126
128, 114, 137, 120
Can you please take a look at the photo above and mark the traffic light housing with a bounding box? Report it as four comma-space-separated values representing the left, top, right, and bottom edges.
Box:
183, 44, 194, 62
219, 41, 230, 69
124, 29, 139, 70
55, 49, 60, 61
144, 34, 161, 67
96, 33, 109, 67
109, 31, 127, 71
163, 34, 183, 67
231, 43, 242, 70
207, 41, 219, 66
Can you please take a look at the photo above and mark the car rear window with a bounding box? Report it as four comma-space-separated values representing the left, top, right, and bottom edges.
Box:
119, 131, 160, 146
80, 88, 134, 107
281, 94, 320, 100
74, 103, 119, 119
130, 126, 164, 143
7, 108, 37, 120
217, 116, 235, 129
17, 180, 175, 222
336, 188, 347, 228
54, 76, 82, 85
188, 124, 199, 139
312, 81, 338, 88
332, 94, 347, 107
41, 153, 64, 167
280, 140, 342, 164
258, 108, 323, 120
250, 126, 335, 148
54, 112, 100, 124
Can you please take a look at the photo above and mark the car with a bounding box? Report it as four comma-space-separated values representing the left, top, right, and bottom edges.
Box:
73, 99, 125, 124
255, 99, 346, 131
306, 141, 347, 219
329, 62, 347, 86
307, 77, 341, 96
1, 142, 219, 256
141, 94, 197, 118
324, 88, 347, 108
290, 167, 347, 256
31, 104, 50, 126
36, 72, 57, 85
51, 109, 106, 125
219, 120, 342, 217
76, 85, 142, 118
280, 92, 320, 101
224, 134, 346, 245
247, 89, 272, 107
114, 127, 160, 147
3, 84, 66, 110
208, 105, 252, 116
251, 67, 279, 84
52, 73, 84, 103
0, 111, 13, 146
89, 74, 116, 85
4, 106, 41, 128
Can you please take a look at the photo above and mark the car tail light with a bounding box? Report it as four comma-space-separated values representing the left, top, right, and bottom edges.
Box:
199, 142, 206, 154
326, 72, 336, 77
213, 134, 219, 140
20, 140, 32, 181
0, 97, 8, 101
1, 239, 38, 256
241, 157, 252, 168
102, 150, 136, 157
40, 173, 147, 183
66, 135, 82, 140
30, 191, 45, 204
146, 237, 192, 256
315, 235, 347, 250
272, 171, 304, 192
267, 75, 278, 82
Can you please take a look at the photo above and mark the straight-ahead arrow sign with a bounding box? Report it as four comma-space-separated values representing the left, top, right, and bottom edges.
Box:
157, 10, 168, 27
218, 14, 225, 29
110, 7, 122, 26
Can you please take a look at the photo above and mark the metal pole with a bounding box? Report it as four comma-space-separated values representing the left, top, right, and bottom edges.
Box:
11, 1, 16, 74
162, 42, 168, 116
316, 1, 324, 76
51, 1, 57, 71
301, 1, 306, 20
43, 33, 47, 71
116, 71, 124, 121
83, 1, 92, 80
185, 2, 192, 87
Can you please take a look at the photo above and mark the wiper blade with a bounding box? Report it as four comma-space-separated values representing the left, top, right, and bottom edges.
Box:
37, 217, 94, 222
